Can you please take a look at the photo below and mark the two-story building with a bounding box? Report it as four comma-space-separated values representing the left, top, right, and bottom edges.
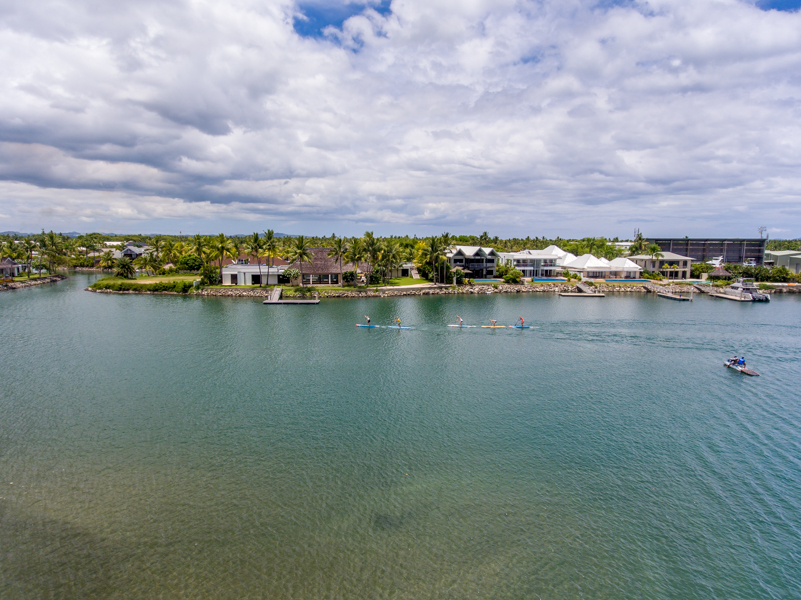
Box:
447, 246, 499, 278
628, 252, 693, 279
497, 250, 560, 278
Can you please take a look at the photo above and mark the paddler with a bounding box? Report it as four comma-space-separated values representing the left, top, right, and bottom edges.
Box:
517, 316, 525, 327
490, 319, 497, 327
365, 315, 371, 325
396, 318, 402, 327
456, 316, 463, 327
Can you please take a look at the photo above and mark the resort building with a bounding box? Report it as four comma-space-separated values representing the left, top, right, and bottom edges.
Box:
221, 265, 286, 286
1, 257, 22, 277
763, 250, 801, 273
497, 250, 560, 278
628, 252, 693, 279
646, 238, 767, 266
447, 246, 499, 278
562, 254, 612, 279
607, 257, 643, 279
286, 247, 365, 286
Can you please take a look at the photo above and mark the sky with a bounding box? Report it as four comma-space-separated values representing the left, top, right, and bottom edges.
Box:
1, 0, 800, 239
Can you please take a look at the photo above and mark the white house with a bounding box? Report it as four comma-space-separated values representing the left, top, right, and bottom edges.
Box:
222, 265, 285, 286
497, 250, 560, 278
628, 252, 693, 280
607, 257, 643, 279
447, 246, 499, 278
562, 254, 612, 279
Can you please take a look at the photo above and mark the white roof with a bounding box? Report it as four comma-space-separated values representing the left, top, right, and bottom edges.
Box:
608, 257, 642, 271
562, 254, 611, 271
222, 265, 284, 273
628, 251, 693, 261
556, 252, 576, 266
599, 257, 611, 265
448, 246, 498, 258
541, 245, 568, 257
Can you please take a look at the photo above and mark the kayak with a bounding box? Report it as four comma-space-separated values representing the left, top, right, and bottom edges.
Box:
356, 324, 378, 328
509, 326, 531, 329
386, 326, 412, 329
481, 326, 507, 328
724, 362, 759, 376
447, 324, 477, 328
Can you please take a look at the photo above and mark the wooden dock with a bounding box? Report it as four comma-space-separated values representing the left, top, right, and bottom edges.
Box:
559, 292, 605, 297
262, 287, 320, 305
709, 293, 751, 302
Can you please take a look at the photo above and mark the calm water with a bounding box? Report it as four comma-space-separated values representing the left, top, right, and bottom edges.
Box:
2, 274, 800, 599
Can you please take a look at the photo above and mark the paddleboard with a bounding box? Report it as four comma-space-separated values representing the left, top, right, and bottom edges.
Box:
724, 363, 759, 376
447, 324, 477, 328
481, 326, 507, 328
356, 324, 378, 328
386, 326, 412, 329
509, 325, 531, 329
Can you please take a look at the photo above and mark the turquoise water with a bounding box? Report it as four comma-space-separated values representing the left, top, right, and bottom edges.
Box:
2, 274, 800, 599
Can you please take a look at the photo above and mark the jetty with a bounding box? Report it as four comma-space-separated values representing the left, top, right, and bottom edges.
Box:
262, 287, 320, 305
560, 282, 605, 297
644, 281, 693, 301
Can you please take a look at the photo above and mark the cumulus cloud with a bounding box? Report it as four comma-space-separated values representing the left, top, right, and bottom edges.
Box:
0, 0, 800, 236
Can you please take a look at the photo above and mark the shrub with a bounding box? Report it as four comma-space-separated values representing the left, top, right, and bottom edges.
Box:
176, 254, 203, 272
368, 272, 381, 285
342, 270, 356, 284
283, 268, 301, 283
502, 268, 523, 284
201, 270, 221, 285
114, 257, 136, 279
90, 278, 195, 293
468, 278, 475, 285
452, 268, 465, 284
492, 283, 499, 290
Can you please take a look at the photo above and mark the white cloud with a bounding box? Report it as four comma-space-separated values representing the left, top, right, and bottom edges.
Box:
0, 0, 800, 236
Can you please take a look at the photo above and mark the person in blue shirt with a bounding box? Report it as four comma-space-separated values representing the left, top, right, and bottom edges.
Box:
738, 357, 746, 367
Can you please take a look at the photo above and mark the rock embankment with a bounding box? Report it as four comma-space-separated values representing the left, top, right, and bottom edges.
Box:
1, 275, 66, 292
195, 282, 650, 299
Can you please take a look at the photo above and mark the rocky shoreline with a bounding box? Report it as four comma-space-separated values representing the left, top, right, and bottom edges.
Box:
194, 282, 654, 298
1, 275, 67, 291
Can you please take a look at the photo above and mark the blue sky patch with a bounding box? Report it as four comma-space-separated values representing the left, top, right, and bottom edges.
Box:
756, 0, 801, 9
294, 1, 392, 39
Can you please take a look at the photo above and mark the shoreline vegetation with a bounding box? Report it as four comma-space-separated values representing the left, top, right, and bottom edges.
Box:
0, 274, 66, 292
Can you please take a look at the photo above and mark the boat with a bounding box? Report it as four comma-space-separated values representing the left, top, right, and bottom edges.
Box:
356, 324, 378, 328
724, 278, 770, 302
724, 361, 760, 376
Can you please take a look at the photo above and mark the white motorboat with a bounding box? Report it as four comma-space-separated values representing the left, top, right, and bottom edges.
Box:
724, 278, 770, 302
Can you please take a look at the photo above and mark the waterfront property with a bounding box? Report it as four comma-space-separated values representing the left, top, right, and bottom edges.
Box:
221, 265, 286, 286
1, 257, 23, 277
628, 252, 693, 279
286, 247, 364, 286
562, 254, 612, 279
607, 257, 643, 279
497, 250, 560, 278
447, 246, 499, 278
763, 250, 801, 273
647, 237, 767, 266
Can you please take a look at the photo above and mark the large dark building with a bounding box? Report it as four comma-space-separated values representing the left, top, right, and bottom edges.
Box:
646, 238, 767, 265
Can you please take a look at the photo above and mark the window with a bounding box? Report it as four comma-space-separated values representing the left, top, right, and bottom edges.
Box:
331, 274, 339, 283
251, 275, 261, 285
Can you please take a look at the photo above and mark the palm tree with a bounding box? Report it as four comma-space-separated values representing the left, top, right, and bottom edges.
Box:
150, 236, 163, 262
284, 235, 313, 286
243, 232, 264, 286
647, 243, 664, 273
345, 237, 364, 284
99, 250, 115, 271
327, 237, 349, 287
379, 239, 402, 284
439, 232, 454, 283
115, 257, 136, 279
629, 232, 646, 255
419, 236, 446, 284
210, 234, 235, 284
261, 230, 280, 286
362, 231, 381, 285
161, 239, 176, 265
21, 239, 37, 278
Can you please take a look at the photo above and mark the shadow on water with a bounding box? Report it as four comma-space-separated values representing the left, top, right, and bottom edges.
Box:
0, 499, 129, 599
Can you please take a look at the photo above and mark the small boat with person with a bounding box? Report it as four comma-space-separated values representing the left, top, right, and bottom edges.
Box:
725, 356, 759, 376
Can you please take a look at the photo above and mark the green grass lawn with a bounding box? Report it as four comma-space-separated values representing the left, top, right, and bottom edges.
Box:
382, 276, 430, 286
12, 273, 56, 281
